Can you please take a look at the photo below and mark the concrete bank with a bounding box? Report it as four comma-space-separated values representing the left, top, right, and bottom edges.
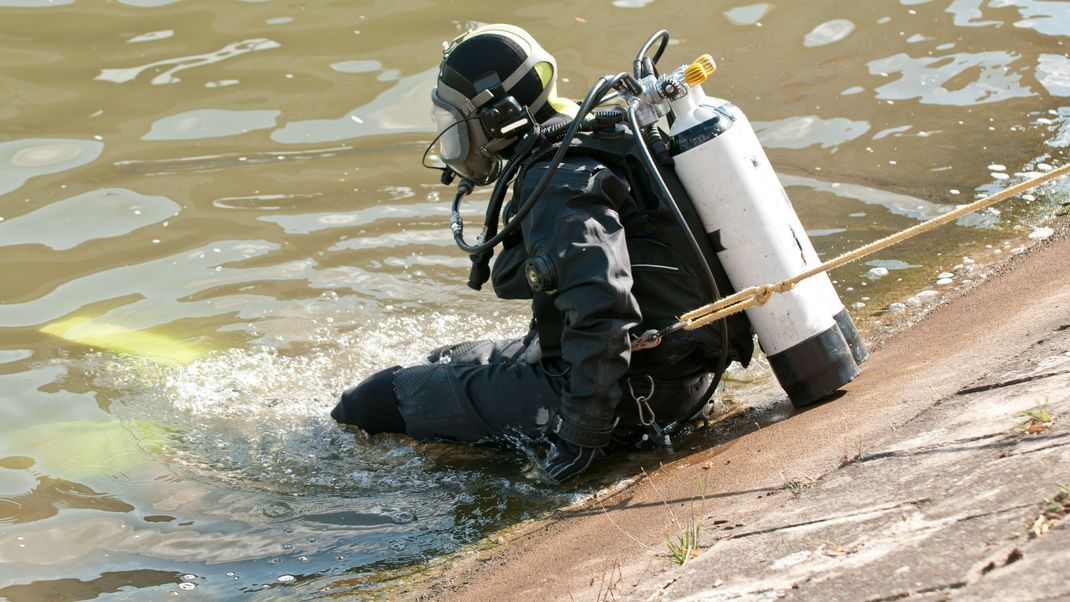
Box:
414, 222, 1070, 602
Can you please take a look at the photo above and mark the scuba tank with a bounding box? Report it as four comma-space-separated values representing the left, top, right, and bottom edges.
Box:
663, 57, 866, 406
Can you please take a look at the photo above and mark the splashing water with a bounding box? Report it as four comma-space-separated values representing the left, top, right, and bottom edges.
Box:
67, 310, 582, 596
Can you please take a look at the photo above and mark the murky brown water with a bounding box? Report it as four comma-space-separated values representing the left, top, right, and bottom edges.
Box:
1, 0, 1068, 598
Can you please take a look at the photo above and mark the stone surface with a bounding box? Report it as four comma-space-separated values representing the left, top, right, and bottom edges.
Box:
414, 226, 1070, 602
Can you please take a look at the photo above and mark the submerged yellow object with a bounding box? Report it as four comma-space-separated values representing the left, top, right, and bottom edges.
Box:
4, 419, 172, 479
40, 316, 206, 365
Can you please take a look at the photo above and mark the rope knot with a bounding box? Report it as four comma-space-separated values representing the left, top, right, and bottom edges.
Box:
754, 285, 777, 305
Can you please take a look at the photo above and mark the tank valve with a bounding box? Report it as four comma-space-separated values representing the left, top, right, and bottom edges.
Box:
657, 74, 687, 101
684, 54, 716, 86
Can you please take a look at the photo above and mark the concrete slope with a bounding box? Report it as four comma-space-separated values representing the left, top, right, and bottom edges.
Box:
417, 225, 1070, 602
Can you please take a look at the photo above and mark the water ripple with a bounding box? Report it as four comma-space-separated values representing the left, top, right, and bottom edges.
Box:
96, 39, 280, 86
868, 51, 1034, 105
724, 3, 771, 26
1036, 54, 1070, 97
1009, 0, 1070, 37
0, 188, 178, 250
115, 144, 413, 175
781, 174, 997, 227
753, 115, 870, 149
0, 138, 103, 197
143, 109, 281, 141
804, 19, 856, 47
271, 68, 437, 144
0, 240, 279, 329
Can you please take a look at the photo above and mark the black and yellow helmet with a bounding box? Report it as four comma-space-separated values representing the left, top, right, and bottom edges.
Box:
431, 24, 576, 184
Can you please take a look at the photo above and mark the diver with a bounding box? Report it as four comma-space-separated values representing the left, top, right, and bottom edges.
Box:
332, 24, 756, 483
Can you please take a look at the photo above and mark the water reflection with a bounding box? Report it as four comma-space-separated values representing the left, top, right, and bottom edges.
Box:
260, 200, 462, 235
143, 109, 281, 141
1036, 54, 1070, 96
0, 366, 102, 429
114, 144, 374, 175
213, 192, 324, 210
724, 3, 771, 26
0, 350, 33, 365
753, 115, 871, 149
782, 174, 999, 227
0, 139, 103, 197
946, 0, 1003, 28
869, 51, 1035, 105
0, 240, 280, 329
2, 0, 1070, 597
271, 67, 438, 144
120, 0, 183, 6
804, 19, 856, 47
127, 29, 174, 44
330, 59, 383, 74
0, 313, 569, 593
96, 38, 281, 85
0, 570, 183, 602
1044, 107, 1070, 147
0, 474, 135, 525
1012, 0, 1070, 36
941, 0, 1070, 36
0, 188, 178, 250
0, 0, 73, 6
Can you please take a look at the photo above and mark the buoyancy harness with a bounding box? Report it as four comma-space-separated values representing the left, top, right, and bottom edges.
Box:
501, 127, 754, 382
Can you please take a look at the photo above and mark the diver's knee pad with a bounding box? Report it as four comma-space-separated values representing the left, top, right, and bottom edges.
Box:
332, 366, 405, 433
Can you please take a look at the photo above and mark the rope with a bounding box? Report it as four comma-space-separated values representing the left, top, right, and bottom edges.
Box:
681, 162, 1070, 330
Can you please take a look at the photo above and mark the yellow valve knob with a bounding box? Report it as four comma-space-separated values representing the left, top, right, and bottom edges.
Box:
683, 54, 717, 86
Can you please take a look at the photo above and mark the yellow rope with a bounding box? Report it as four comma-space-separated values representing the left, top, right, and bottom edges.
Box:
682, 162, 1070, 330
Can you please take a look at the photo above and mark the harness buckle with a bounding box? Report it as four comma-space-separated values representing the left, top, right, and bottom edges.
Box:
630, 329, 662, 351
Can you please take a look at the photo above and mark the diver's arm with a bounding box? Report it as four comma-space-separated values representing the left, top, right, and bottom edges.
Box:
525, 160, 641, 449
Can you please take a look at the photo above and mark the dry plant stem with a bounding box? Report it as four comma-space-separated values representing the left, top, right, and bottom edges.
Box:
597, 498, 653, 550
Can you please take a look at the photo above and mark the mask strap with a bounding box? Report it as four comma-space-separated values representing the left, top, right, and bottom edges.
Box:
527, 77, 555, 116
501, 46, 557, 115
500, 54, 538, 92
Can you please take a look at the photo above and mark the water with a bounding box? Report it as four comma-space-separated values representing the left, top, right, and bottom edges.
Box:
1, 0, 1068, 598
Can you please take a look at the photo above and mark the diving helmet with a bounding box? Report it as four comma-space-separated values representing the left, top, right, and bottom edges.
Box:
432, 24, 573, 184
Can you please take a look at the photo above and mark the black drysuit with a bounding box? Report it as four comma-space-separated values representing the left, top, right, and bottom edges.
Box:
333, 132, 752, 448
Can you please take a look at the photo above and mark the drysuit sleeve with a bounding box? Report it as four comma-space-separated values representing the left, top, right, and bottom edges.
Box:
521, 158, 642, 448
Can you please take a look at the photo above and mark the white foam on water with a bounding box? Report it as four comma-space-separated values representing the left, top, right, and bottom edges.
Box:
1029, 226, 1054, 239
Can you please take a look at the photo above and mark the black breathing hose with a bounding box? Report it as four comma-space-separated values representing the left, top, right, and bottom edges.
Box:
462, 157, 526, 289
625, 100, 730, 431
450, 72, 632, 256
462, 109, 630, 290
625, 101, 716, 296
633, 29, 670, 78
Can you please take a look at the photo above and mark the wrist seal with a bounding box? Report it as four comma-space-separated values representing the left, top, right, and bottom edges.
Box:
547, 412, 617, 448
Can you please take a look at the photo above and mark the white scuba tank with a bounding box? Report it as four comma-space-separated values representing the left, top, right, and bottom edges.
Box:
666, 70, 865, 406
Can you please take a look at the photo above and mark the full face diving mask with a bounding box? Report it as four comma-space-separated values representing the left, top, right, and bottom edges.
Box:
430, 24, 560, 184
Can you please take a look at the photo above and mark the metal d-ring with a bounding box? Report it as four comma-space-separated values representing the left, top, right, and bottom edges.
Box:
627, 374, 657, 426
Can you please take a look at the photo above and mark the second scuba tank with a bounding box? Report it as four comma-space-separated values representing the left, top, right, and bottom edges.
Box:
666, 59, 866, 406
